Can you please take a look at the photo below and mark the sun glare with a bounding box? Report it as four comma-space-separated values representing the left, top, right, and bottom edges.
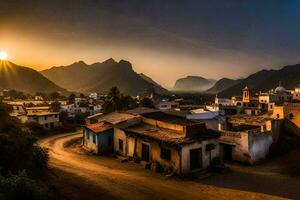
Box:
0, 51, 8, 60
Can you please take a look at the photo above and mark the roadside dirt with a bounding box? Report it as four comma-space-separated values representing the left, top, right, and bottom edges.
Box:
39, 132, 300, 200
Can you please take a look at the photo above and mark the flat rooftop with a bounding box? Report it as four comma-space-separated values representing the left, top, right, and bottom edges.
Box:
228, 114, 272, 126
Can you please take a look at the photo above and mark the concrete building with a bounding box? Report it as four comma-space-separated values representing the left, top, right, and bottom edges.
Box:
27, 111, 60, 129
272, 102, 300, 119
85, 109, 220, 175
114, 111, 220, 175
218, 114, 282, 164
83, 122, 114, 154
156, 100, 179, 110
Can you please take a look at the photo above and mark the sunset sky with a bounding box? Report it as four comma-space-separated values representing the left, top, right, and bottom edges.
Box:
1, 0, 300, 88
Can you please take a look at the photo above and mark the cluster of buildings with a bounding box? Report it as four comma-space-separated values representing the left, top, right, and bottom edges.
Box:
5, 93, 103, 129
83, 84, 300, 176
60, 97, 102, 118
9, 104, 60, 129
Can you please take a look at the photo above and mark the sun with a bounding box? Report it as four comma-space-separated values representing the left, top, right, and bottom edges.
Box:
0, 51, 8, 60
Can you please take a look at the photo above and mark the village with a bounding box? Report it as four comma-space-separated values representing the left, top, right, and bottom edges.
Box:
2, 83, 300, 178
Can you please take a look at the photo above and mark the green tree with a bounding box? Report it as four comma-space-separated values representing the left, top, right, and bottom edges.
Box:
50, 101, 61, 112
102, 87, 122, 113
68, 93, 76, 104
140, 97, 155, 108
49, 92, 60, 100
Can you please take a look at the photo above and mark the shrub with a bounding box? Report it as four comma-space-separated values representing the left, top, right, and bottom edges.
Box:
0, 170, 45, 200
32, 146, 49, 169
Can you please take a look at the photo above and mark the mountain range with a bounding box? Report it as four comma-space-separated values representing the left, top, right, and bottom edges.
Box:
173, 76, 216, 91
218, 63, 300, 97
41, 59, 169, 95
0, 61, 66, 94
2, 59, 300, 98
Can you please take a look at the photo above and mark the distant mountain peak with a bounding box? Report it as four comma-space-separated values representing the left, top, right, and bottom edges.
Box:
102, 58, 116, 65
70, 60, 88, 66
174, 75, 216, 91
41, 58, 168, 95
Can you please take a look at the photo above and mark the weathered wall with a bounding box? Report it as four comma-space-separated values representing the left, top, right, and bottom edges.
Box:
97, 130, 114, 154
219, 131, 250, 162
142, 117, 185, 133
133, 137, 181, 174
114, 128, 127, 156
83, 128, 98, 153
248, 132, 272, 163
181, 139, 219, 175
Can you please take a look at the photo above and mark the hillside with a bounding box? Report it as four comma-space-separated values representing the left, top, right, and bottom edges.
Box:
139, 73, 162, 88
41, 59, 169, 95
173, 76, 216, 91
0, 61, 66, 94
206, 78, 242, 94
219, 63, 300, 97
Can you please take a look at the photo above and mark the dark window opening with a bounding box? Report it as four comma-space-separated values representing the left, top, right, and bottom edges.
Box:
160, 147, 171, 161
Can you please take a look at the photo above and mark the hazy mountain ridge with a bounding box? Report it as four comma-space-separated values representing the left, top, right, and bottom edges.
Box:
206, 78, 243, 94
0, 61, 66, 94
41, 59, 169, 95
173, 76, 216, 91
219, 63, 300, 97
139, 73, 162, 88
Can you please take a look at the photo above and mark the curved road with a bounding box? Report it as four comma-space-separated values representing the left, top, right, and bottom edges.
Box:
39, 132, 291, 200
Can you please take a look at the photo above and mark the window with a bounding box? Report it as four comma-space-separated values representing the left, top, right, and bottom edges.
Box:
44, 116, 48, 120
118, 139, 123, 152
160, 147, 171, 161
54, 114, 58, 118
93, 135, 96, 144
86, 131, 90, 139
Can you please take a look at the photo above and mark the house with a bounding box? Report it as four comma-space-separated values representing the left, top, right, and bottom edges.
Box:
156, 99, 179, 110
291, 85, 300, 101
218, 114, 282, 164
114, 111, 220, 175
272, 102, 300, 119
83, 122, 114, 154
27, 111, 60, 129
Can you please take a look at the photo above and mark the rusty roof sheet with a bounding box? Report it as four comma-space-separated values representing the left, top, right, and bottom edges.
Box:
85, 122, 113, 134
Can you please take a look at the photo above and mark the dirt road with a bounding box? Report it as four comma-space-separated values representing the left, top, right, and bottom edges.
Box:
39, 132, 298, 200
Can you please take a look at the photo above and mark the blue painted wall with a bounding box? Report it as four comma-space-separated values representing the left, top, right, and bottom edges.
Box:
84, 127, 114, 154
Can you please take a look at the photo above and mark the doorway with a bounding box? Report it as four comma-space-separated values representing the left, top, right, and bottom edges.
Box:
223, 144, 233, 161
190, 148, 202, 170
141, 143, 150, 162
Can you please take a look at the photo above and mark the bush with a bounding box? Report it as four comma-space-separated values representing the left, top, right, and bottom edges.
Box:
32, 146, 49, 169
0, 170, 45, 200
25, 122, 48, 136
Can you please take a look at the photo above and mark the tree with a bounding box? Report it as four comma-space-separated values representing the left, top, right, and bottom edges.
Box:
68, 93, 76, 104
49, 92, 60, 100
140, 97, 155, 108
50, 101, 61, 112
121, 95, 138, 110
102, 87, 122, 113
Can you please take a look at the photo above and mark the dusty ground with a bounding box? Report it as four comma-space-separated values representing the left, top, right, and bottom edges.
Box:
39, 132, 300, 200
